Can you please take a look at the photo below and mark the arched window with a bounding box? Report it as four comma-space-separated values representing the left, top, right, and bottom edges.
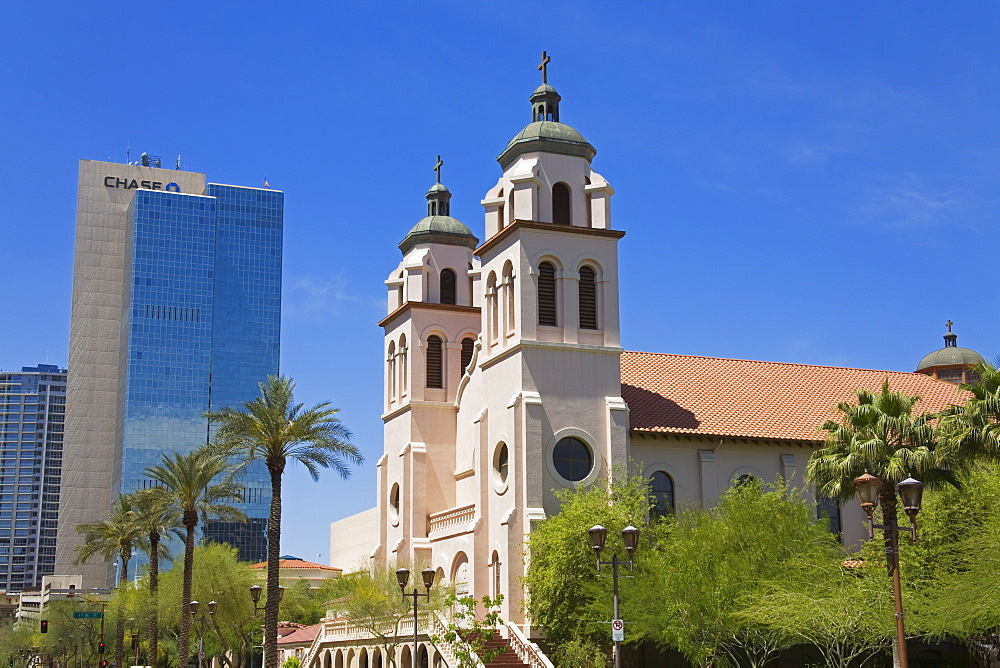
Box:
426, 336, 443, 389
399, 335, 408, 396
537, 261, 557, 327
494, 443, 509, 483
508, 190, 515, 225
816, 494, 842, 536
552, 183, 571, 226
578, 265, 597, 330
491, 551, 502, 599
487, 272, 499, 342
387, 342, 396, 401
461, 337, 475, 372
440, 268, 456, 305
502, 261, 515, 334
649, 471, 674, 518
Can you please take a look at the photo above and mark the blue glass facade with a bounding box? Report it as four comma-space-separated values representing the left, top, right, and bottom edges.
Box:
120, 185, 282, 564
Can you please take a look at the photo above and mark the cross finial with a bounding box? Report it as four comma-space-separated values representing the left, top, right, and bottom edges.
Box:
434, 155, 443, 184
946, 320, 954, 332
538, 50, 551, 84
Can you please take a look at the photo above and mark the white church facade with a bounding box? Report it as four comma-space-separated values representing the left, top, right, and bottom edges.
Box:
324, 62, 967, 664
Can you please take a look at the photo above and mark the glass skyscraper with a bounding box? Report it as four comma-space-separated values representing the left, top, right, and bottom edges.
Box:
58, 161, 282, 584
0, 364, 66, 592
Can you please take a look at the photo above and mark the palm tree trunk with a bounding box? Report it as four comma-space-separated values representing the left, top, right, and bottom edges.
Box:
148, 530, 160, 666
180, 514, 198, 668
880, 484, 906, 668
264, 461, 284, 668
116, 554, 130, 668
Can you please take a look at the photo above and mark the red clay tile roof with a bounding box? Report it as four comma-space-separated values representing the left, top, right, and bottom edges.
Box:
249, 559, 342, 571
276, 623, 321, 645
621, 352, 966, 442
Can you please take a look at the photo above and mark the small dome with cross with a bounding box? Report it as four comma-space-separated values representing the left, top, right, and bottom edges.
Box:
915, 321, 986, 384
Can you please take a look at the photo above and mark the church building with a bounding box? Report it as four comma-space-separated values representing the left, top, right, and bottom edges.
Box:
323, 59, 973, 667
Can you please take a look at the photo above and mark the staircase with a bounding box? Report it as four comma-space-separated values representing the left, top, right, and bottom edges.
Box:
479, 634, 530, 667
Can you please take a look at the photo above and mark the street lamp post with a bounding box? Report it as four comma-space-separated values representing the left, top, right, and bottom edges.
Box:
396, 568, 435, 668
248, 586, 283, 668
188, 601, 218, 668
853, 473, 924, 668
588, 525, 640, 668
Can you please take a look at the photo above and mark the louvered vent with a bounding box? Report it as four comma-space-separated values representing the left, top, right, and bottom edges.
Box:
579, 266, 597, 329
538, 262, 557, 327
461, 338, 475, 372
426, 335, 443, 388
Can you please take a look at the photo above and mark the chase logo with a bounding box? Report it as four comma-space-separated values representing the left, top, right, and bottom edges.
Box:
103, 177, 182, 193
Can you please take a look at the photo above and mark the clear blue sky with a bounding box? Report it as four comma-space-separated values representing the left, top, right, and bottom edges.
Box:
3, 3, 998, 563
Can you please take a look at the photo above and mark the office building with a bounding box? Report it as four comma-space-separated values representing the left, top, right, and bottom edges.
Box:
0, 364, 66, 592
56, 159, 282, 585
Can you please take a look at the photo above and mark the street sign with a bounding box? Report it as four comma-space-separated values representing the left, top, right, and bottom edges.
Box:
611, 618, 624, 642
73, 611, 103, 619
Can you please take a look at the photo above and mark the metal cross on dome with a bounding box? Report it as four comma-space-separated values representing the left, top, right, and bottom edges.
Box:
539, 50, 551, 84
946, 320, 953, 332
434, 155, 443, 183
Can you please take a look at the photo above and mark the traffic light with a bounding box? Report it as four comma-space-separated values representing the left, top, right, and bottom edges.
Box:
40, 619, 48, 633
98, 643, 106, 655
100, 662, 108, 668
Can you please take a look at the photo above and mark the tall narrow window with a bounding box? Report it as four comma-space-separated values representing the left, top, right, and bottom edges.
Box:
502, 261, 515, 334
399, 335, 407, 395
552, 183, 571, 226
537, 262, 557, 327
487, 272, 499, 343
387, 342, 396, 402
578, 265, 597, 330
440, 268, 456, 305
649, 471, 674, 519
426, 335, 443, 389
461, 337, 475, 372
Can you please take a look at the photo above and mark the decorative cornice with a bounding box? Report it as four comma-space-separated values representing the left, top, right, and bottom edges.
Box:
475, 219, 625, 257
379, 302, 481, 329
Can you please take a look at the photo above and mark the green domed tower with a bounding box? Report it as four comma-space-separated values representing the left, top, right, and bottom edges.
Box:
915, 321, 986, 384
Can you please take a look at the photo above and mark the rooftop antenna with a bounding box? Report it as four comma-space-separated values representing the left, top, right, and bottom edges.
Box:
175, 154, 181, 170
126, 146, 130, 164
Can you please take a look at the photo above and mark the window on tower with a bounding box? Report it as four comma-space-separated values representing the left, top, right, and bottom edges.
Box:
440, 269, 456, 305
538, 262, 557, 327
460, 337, 475, 372
426, 335, 443, 389
552, 183, 571, 226
579, 265, 597, 330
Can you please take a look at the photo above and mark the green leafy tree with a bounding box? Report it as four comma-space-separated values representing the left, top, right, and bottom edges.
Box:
75, 492, 148, 668
205, 375, 362, 668
129, 486, 180, 666
736, 560, 891, 667
897, 468, 1000, 658
280, 658, 300, 668
144, 451, 245, 668
326, 566, 444, 668
632, 481, 839, 667
155, 542, 260, 668
523, 469, 666, 651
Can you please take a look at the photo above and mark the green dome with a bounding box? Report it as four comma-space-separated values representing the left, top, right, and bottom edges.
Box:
532, 83, 559, 97
498, 120, 596, 169
399, 215, 478, 254
427, 182, 450, 194
916, 346, 986, 372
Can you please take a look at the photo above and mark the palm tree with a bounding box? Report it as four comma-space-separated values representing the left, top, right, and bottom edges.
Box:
75, 493, 148, 668
144, 450, 245, 668
938, 361, 1000, 466
128, 487, 180, 666
806, 380, 963, 665
806, 379, 961, 516
206, 375, 362, 668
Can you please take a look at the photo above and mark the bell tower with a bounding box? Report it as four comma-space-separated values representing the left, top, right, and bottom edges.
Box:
378, 159, 481, 566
